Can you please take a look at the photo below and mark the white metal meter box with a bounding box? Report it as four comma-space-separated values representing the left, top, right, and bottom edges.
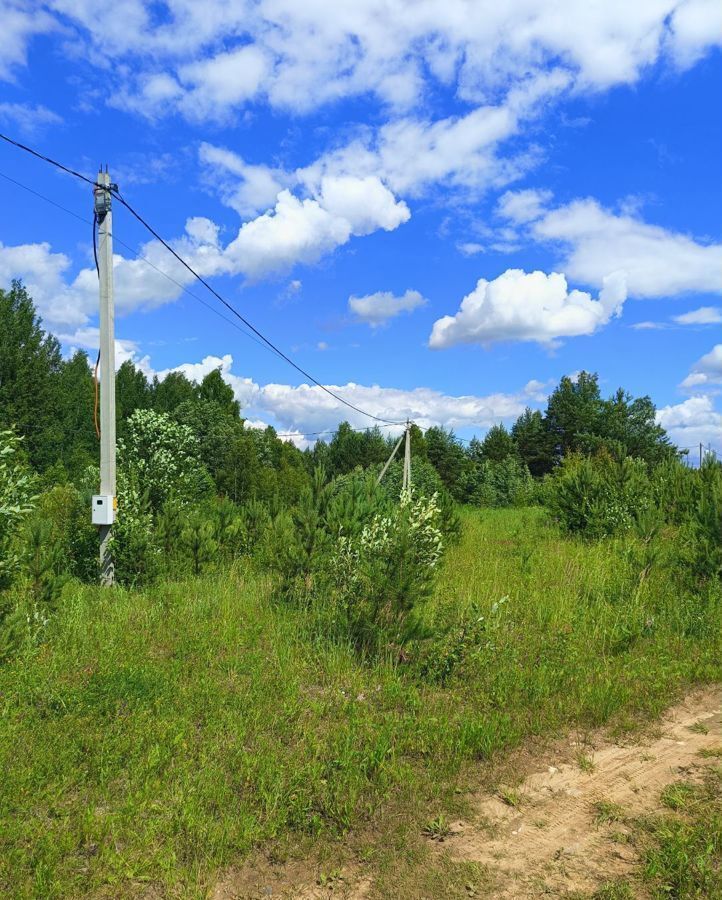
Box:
92, 495, 116, 526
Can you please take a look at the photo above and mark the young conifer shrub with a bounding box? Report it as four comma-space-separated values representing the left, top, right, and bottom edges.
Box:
331, 490, 445, 651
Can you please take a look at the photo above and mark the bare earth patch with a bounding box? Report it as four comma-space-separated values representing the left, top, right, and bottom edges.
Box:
447, 685, 722, 897
213, 687, 721, 899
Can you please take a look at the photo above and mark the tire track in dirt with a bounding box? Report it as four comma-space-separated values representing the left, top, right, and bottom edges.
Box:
445, 686, 722, 897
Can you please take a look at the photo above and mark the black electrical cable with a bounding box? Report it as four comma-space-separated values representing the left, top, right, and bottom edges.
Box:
0, 129, 404, 426
0, 132, 100, 188
111, 189, 402, 426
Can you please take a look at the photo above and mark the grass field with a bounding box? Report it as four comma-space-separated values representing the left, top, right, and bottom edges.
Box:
1, 507, 720, 898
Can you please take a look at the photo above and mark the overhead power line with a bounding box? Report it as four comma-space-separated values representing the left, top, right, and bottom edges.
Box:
0, 131, 403, 427
0, 170, 409, 440
0, 168, 276, 358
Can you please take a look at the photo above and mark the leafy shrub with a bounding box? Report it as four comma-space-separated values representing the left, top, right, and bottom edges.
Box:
378, 458, 461, 540
682, 461, 722, 586
180, 513, 219, 576
0, 430, 37, 592
111, 474, 159, 586
417, 597, 508, 685
119, 409, 213, 513
461, 457, 534, 508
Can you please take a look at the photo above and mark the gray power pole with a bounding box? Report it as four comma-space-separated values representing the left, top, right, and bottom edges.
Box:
92, 170, 117, 585
402, 421, 411, 494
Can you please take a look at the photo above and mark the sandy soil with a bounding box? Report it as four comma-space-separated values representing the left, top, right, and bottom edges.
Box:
212, 686, 721, 899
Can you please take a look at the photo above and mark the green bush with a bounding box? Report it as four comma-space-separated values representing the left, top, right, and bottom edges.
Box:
461, 456, 534, 508
682, 461, 722, 586
0, 430, 37, 593
545, 452, 653, 538
330, 491, 446, 651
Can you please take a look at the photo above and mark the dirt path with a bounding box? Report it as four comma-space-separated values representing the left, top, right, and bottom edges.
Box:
213, 686, 721, 899
448, 685, 722, 897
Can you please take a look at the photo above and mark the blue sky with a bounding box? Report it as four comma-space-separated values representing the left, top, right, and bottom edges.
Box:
0, 1, 721, 452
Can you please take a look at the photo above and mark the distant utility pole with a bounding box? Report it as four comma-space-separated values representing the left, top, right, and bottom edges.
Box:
700, 442, 704, 468
402, 421, 412, 493
92, 169, 117, 586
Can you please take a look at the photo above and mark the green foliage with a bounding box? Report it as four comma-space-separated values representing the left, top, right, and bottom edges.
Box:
0, 507, 719, 897
460, 456, 534, 508
425, 426, 469, 500
330, 491, 446, 650
545, 453, 653, 538
0, 281, 63, 471
119, 408, 212, 513
0, 430, 37, 593
180, 514, 220, 576
683, 460, 722, 586
512, 407, 555, 476
23, 519, 69, 612
111, 477, 159, 586
478, 423, 515, 462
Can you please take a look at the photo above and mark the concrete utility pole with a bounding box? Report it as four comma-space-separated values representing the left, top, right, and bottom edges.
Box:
92, 169, 117, 586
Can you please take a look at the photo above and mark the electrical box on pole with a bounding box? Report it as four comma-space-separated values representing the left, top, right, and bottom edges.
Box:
93, 169, 117, 585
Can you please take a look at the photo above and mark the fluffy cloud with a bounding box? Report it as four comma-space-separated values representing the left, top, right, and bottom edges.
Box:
673, 306, 722, 325
656, 395, 722, 453
199, 94, 528, 217
498, 192, 722, 299
142, 352, 533, 437
198, 143, 287, 216
0, 3, 56, 80
669, 0, 722, 67
0, 173, 409, 330
349, 289, 427, 327
680, 344, 722, 391
429, 269, 627, 349
0, 215, 227, 331
22, 1, 720, 122
224, 178, 409, 278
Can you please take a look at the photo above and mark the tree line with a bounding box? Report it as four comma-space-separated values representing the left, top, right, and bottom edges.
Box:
1, 279, 677, 509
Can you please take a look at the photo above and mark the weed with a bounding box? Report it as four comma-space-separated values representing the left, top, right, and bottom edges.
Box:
422, 813, 452, 841
688, 720, 709, 734
577, 752, 596, 774
698, 746, 722, 759
498, 788, 522, 808
592, 880, 635, 900
660, 781, 696, 811
593, 800, 625, 825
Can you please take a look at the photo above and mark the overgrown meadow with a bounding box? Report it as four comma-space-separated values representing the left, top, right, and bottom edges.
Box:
2, 281, 722, 897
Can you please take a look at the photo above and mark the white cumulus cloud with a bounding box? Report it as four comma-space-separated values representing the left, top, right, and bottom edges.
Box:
429, 269, 627, 349
656, 395, 722, 454
224, 178, 409, 278
349, 289, 427, 327
680, 344, 722, 391
498, 192, 722, 299
140, 352, 535, 438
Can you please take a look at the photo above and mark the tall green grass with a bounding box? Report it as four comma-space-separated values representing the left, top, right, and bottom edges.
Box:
1, 508, 719, 897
